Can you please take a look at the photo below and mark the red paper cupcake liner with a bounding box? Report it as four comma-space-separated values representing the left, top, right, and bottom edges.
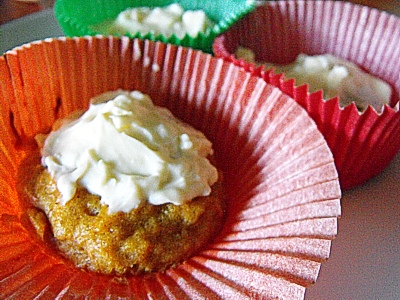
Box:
213, 0, 400, 190
0, 36, 340, 299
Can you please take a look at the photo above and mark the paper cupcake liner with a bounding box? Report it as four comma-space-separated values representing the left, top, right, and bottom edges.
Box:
0, 36, 340, 299
213, 0, 400, 190
54, 0, 255, 54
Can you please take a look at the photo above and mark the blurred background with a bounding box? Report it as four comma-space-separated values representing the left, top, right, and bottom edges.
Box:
1, 0, 54, 25
1, 0, 400, 25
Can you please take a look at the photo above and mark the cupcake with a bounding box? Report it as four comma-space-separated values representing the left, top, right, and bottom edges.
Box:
26, 89, 225, 276
213, 0, 400, 190
54, 0, 256, 53
0, 36, 340, 299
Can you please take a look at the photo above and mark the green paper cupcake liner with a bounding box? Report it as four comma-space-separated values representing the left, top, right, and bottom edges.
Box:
54, 0, 255, 53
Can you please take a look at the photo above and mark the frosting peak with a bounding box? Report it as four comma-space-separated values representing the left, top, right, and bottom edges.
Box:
42, 90, 218, 213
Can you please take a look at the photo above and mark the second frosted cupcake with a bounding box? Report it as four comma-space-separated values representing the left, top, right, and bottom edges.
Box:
213, 0, 400, 190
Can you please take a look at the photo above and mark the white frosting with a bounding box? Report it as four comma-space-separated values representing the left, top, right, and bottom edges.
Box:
105, 4, 213, 39
42, 90, 218, 214
236, 48, 392, 112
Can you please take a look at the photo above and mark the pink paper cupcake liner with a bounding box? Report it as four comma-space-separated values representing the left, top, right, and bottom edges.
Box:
213, 0, 400, 190
0, 36, 340, 299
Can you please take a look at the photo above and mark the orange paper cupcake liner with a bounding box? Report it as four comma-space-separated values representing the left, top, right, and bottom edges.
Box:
213, 0, 400, 190
0, 36, 340, 299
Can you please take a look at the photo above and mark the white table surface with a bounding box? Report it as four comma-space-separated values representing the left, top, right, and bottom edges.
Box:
306, 152, 400, 300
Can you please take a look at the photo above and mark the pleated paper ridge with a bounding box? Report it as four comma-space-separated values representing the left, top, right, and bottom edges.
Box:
0, 36, 340, 299
213, 0, 400, 190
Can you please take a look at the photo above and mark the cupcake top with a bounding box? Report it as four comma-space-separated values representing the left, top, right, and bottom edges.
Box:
94, 3, 214, 39
41, 90, 218, 213
236, 48, 392, 112
54, 0, 256, 53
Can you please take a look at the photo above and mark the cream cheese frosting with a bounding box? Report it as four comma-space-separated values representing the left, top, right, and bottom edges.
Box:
101, 3, 214, 39
41, 90, 218, 214
236, 47, 392, 112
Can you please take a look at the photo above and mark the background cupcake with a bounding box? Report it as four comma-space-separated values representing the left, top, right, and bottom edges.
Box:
213, 0, 400, 190
0, 36, 340, 299
54, 0, 255, 53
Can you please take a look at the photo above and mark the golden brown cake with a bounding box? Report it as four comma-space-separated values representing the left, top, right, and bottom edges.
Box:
25, 163, 224, 275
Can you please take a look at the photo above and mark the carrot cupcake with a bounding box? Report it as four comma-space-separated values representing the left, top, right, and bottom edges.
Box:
0, 36, 340, 299
23, 89, 225, 275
